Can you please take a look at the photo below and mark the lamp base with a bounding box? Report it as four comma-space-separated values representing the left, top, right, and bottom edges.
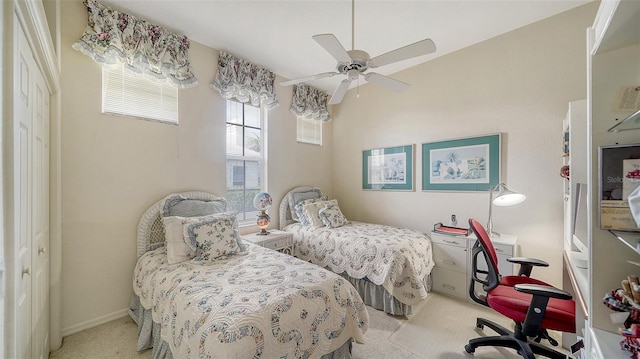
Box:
256, 210, 271, 236
489, 231, 501, 238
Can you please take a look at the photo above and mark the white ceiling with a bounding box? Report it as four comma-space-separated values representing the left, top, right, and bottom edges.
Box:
102, 0, 592, 94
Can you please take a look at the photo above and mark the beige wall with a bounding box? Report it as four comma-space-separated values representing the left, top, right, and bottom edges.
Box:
332, 3, 597, 287
59, 0, 333, 333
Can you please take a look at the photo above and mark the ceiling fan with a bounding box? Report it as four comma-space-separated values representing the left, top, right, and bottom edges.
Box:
280, 0, 437, 105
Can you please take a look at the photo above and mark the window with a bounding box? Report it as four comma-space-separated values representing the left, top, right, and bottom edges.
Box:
297, 116, 322, 146
102, 63, 178, 124
225, 100, 266, 223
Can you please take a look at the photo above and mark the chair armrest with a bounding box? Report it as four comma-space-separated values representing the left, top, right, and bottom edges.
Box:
515, 283, 574, 337
514, 283, 573, 301
507, 257, 549, 277
507, 257, 549, 267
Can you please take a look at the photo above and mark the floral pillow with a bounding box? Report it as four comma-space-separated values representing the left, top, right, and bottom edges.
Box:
184, 212, 240, 262
303, 199, 338, 227
318, 203, 349, 228
163, 211, 242, 264
295, 196, 328, 226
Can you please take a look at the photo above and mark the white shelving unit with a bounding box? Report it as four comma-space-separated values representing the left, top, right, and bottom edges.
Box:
567, 1, 640, 357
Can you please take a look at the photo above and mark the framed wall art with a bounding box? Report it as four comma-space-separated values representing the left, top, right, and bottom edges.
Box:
422, 134, 501, 191
362, 144, 414, 191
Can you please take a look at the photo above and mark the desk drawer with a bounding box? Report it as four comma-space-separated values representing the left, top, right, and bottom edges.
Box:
432, 243, 467, 273
430, 233, 467, 248
432, 267, 468, 300
492, 243, 511, 256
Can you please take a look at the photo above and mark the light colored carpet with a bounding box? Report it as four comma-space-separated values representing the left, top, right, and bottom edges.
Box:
49, 293, 565, 358
389, 293, 524, 358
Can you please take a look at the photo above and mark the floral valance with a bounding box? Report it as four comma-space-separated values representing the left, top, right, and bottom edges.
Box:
72, 0, 197, 89
211, 51, 279, 109
290, 84, 331, 122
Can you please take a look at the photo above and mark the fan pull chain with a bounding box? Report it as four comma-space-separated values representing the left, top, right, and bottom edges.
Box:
356, 77, 360, 98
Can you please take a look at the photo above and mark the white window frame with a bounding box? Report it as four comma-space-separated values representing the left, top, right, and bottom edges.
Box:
225, 100, 268, 225
101, 63, 178, 124
297, 115, 322, 146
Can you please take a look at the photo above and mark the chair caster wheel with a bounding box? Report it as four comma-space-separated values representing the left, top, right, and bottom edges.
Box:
548, 337, 558, 346
476, 323, 484, 330
464, 344, 475, 354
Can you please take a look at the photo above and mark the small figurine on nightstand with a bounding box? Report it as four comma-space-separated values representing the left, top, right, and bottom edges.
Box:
253, 192, 272, 235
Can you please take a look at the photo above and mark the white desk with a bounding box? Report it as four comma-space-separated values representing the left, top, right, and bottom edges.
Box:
430, 231, 517, 302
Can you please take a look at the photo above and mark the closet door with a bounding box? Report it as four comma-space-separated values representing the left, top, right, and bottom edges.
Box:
32, 64, 50, 359
13, 15, 50, 359
14, 16, 33, 359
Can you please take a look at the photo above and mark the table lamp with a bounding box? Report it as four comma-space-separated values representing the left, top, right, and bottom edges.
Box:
253, 192, 273, 235
487, 183, 526, 237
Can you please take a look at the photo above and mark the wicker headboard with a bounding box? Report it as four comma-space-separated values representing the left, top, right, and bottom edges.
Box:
136, 191, 229, 258
279, 186, 324, 230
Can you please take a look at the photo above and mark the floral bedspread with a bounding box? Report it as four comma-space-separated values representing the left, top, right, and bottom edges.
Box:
133, 244, 368, 358
285, 221, 435, 305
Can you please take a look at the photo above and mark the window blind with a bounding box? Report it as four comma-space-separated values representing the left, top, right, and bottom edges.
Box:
102, 64, 178, 124
297, 116, 322, 145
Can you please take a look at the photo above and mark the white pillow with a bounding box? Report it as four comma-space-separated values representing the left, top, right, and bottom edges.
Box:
163, 212, 242, 264
303, 199, 338, 228
163, 215, 200, 264
184, 213, 240, 262
319, 203, 349, 228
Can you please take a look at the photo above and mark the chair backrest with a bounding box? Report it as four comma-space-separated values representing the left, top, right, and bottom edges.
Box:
468, 218, 502, 306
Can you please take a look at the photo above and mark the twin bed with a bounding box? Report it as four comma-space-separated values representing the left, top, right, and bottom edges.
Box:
129, 188, 434, 358
279, 186, 435, 316
129, 191, 368, 359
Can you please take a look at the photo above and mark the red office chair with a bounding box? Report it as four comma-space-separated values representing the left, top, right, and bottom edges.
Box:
465, 219, 576, 359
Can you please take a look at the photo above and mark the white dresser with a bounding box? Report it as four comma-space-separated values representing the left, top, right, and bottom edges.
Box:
430, 231, 518, 302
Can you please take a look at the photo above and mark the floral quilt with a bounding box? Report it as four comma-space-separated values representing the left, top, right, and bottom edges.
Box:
133, 244, 368, 358
285, 221, 435, 305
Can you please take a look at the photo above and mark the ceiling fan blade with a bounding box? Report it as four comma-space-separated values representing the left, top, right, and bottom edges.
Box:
364, 73, 410, 93
329, 79, 353, 105
368, 39, 436, 68
280, 72, 340, 86
312, 34, 352, 63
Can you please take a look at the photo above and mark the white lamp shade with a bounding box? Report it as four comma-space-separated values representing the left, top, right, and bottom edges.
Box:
492, 190, 526, 206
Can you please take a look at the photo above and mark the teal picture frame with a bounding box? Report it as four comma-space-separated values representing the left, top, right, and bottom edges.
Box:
362, 145, 414, 191
422, 134, 501, 191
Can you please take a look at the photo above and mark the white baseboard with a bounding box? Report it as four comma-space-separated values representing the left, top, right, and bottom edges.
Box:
62, 308, 129, 337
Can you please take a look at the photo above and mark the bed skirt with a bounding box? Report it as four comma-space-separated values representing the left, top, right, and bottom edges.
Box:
337, 272, 432, 316
128, 293, 353, 359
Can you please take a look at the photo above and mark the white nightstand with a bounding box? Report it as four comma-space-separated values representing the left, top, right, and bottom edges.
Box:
241, 229, 293, 255
430, 231, 518, 302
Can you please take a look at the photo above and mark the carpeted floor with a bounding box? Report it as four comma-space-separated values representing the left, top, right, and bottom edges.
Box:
49, 293, 564, 358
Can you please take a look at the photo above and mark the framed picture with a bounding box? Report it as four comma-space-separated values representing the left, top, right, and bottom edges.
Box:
362, 144, 414, 191
422, 134, 501, 191
599, 143, 640, 232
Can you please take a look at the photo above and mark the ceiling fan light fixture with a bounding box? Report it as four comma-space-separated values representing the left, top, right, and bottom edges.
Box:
347, 69, 360, 80
279, 0, 436, 104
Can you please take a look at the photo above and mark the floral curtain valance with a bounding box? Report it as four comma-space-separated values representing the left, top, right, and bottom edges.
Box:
72, 0, 198, 89
290, 84, 331, 122
211, 51, 279, 109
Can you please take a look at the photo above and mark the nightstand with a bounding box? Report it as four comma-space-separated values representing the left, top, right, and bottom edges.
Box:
241, 229, 293, 255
